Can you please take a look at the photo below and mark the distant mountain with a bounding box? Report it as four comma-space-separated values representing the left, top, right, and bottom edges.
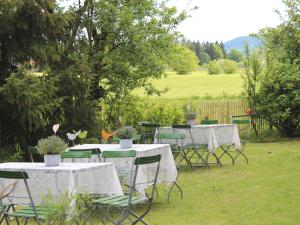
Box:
224, 36, 262, 53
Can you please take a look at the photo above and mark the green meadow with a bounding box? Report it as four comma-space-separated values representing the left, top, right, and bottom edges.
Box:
134, 71, 244, 99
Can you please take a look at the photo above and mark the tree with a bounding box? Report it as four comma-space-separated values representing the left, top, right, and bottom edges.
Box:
228, 49, 244, 62
0, 0, 186, 156
0, 0, 67, 84
168, 45, 199, 74
254, 0, 300, 136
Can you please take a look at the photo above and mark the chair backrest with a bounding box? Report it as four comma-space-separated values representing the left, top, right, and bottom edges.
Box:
171, 124, 192, 129
61, 150, 92, 162
140, 122, 160, 144
27, 146, 38, 162
0, 170, 40, 222
200, 119, 218, 125
232, 119, 251, 125
70, 148, 101, 161
102, 150, 136, 159
156, 133, 185, 140
129, 154, 161, 201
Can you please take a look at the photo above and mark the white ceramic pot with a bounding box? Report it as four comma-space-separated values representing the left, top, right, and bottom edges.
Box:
44, 154, 61, 167
187, 119, 196, 126
119, 139, 133, 149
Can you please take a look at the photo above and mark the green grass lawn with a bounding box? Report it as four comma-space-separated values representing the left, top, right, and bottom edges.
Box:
134, 71, 244, 99
142, 140, 300, 225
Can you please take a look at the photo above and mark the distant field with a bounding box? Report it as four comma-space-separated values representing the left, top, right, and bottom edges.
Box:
134, 71, 244, 99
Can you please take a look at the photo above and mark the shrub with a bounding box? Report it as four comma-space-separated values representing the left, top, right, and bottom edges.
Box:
144, 103, 184, 126
208, 60, 221, 74
36, 136, 68, 155
223, 59, 239, 74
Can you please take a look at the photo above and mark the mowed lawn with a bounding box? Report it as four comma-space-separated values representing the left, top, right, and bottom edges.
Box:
142, 140, 300, 225
134, 71, 244, 99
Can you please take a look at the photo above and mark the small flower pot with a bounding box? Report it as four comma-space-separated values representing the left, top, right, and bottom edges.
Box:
187, 119, 196, 126
119, 139, 133, 149
44, 154, 61, 167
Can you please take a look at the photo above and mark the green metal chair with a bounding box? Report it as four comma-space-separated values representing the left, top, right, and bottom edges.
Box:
140, 122, 160, 144
155, 133, 184, 202
27, 146, 38, 162
231, 119, 249, 164
102, 150, 137, 193
200, 119, 218, 125
70, 148, 102, 162
83, 154, 162, 225
0, 170, 56, 225
61, 150, 92, 162
172, 124, 208, 168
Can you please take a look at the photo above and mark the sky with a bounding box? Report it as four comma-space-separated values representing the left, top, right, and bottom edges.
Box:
168, 0, 286, 42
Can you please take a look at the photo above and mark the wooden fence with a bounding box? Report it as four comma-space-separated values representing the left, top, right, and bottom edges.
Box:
194, 100, 272, 135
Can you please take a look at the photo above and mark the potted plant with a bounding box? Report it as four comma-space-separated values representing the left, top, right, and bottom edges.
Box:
37, 135, 68, 166
185, 111, 197, 126
115, 126, 136, 149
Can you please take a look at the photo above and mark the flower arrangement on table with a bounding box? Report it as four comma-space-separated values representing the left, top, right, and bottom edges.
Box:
115, 126, 137, 149
37, 135, 68, 167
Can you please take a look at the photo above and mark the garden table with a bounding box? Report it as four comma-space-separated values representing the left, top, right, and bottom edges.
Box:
155, 124, 241, 153
69, 144, 178, 194
0, 163, 122, 205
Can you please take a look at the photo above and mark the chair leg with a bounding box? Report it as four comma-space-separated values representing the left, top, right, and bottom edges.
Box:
212, 153, 223, 167
167, 176, 183, 203
219, 146, 235, 165
234, 149, 248, 164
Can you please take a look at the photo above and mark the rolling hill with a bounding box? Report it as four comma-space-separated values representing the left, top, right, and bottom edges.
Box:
224, 36, 261, 53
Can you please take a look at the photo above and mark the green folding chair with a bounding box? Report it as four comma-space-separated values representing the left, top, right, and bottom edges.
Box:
61, 150, 92, 163
140, 122, 160, 144
172, 124, 208, 168
200, 119, 218, 125
231, 119, 249, 164
102, 150, 137, 193
70, 148, 102, 162
83, 154, 162, 225
27, 146, 38, 162
0, 170, 57, 225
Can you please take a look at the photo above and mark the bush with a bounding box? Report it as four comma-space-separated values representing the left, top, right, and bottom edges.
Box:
208, 60, 221, 74
223, 59, 239, 74
144, 103, 184, 126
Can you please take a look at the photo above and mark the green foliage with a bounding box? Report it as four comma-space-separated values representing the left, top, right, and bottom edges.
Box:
243, 45, 263, 111
168, 45, 199, 74
0, 0, 67, 84
115, 126, 137, 139
0, 69, 62, 151
256, 0, 300, 136
0, 0, 185, 159
145, 103, 184, 126
223, 59, 239, 74
208, 60, 221, 74
36, 135, 68, 155
43, 193, 90, 224
228, 49, 244, 62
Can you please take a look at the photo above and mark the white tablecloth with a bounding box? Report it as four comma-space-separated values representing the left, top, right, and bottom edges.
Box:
155, 124, 241, 153
69, 144, 178, 193
0, 163, 122, 205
